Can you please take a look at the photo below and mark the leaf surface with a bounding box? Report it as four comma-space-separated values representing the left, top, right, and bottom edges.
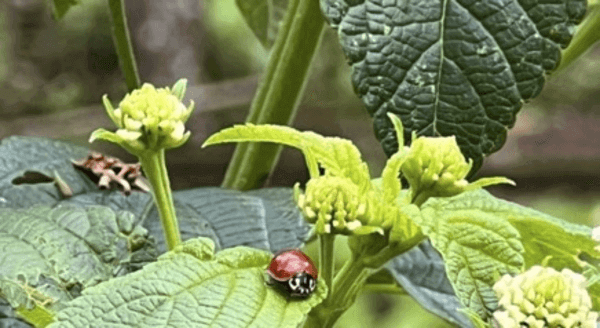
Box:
236, 0, 289, 48
0, 205, 156, 305
419, 195, 525, 318
144, 187, 310, 254
0, 137, 94, 209
386, 240, 473, 327
427, 189, 600, 310
320, 0, 587, 171
47, 238, 326, 328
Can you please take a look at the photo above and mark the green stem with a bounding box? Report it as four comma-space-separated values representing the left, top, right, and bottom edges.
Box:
139, 150, 181, 250
362, 232, 425, 268
361, 283, 406, 295
222, 0, 325, 190
554, 3, 600, 75
107, 0, 140, 92
322, 256, 371, 328
319, 234, 336, 299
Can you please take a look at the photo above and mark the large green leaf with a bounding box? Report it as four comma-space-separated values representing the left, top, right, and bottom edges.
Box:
0, 205, 155, 294
47, 238, 326, 328
419, 196, 525, 318
144, 187, 310, 254
0, 137, 95, 209
320, 0, 587, 172
236, 0, 289, 48
427, 189, 600, 310
386, 240, 473, 327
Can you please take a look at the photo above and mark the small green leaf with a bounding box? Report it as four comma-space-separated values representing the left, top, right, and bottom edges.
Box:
48, 238, 326, 328
419, 201, 524, 318
203, 124, 370, 189
171, 78, 188, 101
48, 0, 80, 19
236, 0, 289, 48
381, 152, 406, 204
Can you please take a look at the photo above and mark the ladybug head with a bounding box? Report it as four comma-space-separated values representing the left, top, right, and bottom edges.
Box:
286, 272, 316, 298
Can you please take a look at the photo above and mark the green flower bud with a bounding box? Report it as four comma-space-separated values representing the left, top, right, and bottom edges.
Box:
402, 136, 470, 197
294, 176, 380, 235
90, 79, 194, 154
402, 136, 513, 204
493, 266, 598, 328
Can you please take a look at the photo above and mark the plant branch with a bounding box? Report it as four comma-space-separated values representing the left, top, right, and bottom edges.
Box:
319, 234, 336, 299
107, 0, 140, 92
139, 150, 181, 250
222, 0, 326, 190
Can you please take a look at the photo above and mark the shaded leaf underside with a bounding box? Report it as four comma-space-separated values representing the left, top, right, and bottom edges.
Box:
320, 0, 586, 171
386, 240, 473, 327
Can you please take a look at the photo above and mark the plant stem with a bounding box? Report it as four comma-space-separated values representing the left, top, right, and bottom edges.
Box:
107, 0, 140, 92
361, 283, 406, 295
322, 256, 371, 328
319, 234, 336, 298
139, 150, 181, 250
222, 0, 325, 190
554, 3, 600, 75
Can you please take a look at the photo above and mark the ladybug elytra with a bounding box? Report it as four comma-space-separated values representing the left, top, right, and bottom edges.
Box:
266, 249, 318, 299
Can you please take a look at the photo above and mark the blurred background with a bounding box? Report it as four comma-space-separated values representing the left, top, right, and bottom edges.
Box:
0, 0, 599, 326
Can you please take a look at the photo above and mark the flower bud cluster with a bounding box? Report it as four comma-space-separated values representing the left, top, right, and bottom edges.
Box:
294, 176, 371, 234
402, 136, 471, 198
493, 266, 598, 328
93, 80, 194, 154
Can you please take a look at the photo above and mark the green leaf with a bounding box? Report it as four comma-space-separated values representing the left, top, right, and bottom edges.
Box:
48, 0, 80, 20
144, 187, 310, 254
385, 240, 473, 328
47, 238, 326, 328
419, 199, 524, 318
0, 205, 156, 305
203, 124, 371, 190
0, 281, 56, 328
421, 189, 600, 313
0, 137, 95, 208
236, 0, 289, 48
171, 78, 188, 101
320, 0, 587, 173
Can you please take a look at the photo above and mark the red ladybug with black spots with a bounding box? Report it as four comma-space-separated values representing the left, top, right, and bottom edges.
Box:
266, 249, 318, 299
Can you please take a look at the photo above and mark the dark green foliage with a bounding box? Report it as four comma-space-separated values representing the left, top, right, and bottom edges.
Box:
386, 240, 472, 327
320, 0, 586, 172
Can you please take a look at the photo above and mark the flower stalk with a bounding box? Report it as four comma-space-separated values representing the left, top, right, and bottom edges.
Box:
107, 0, 140, 92
90, 80, 193, 250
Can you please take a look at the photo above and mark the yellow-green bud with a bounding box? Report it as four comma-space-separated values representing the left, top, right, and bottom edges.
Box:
91, 79, 194, 154
402, 136, 471, 198
402, 135, 513, 204
294, 176, 372, 235
492, 266, 598, 328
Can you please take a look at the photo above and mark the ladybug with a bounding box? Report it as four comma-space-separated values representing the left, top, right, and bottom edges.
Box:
266, 249, 318, 299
